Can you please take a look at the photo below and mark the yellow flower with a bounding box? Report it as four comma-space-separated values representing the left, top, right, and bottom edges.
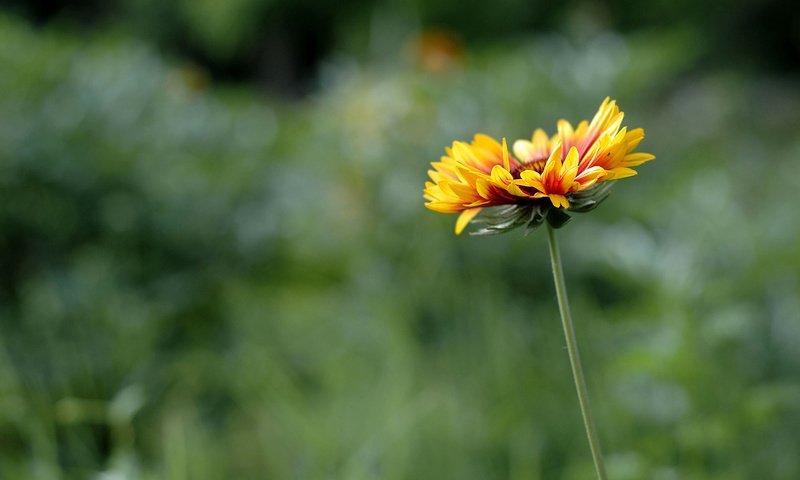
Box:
424, 98, 654, 234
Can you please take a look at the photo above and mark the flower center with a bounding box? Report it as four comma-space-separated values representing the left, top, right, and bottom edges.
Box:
515, 158, 547, 176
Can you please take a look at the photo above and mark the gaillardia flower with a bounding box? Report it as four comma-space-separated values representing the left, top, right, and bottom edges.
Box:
424, 98, 654, 234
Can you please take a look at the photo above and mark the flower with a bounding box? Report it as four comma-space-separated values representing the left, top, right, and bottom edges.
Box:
424, 98, 654, 234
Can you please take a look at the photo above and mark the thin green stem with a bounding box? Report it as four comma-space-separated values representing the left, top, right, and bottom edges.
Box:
546, 224, 608, 480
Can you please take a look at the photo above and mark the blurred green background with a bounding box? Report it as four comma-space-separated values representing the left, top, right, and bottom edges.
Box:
1, 0, 800, 478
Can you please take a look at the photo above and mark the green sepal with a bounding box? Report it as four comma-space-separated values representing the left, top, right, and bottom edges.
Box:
523, 204, 548, 235
469, 205, 533, 236
546, 207, 572, 228
566, 181, 615, 213
464, 181, 617, 235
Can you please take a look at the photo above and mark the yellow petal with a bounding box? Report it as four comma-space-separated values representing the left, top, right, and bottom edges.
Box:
473, 133, 500, 147
505, 182, 529, 197
562, 147, 580, 188
622, 153, 655, 166
606, 112, 624, 136
557, 119, 574, 137
548, 194, 569, 209
623, 128, 645, 152
452, 142, 476, 165
490, 165, 513, 184
428, 170, 450, 183
576, 165, 606, 184
532, 128, 549, 149
518, 173, 544, 192
501, 138, 510, 171
513, 140, 535, 163
520, 169, 542, 182
455, 208, 482, 235
446, 181, 480, 201
557, 119, 574, 154
573, 120, 589, 139
455, 164, 480, 186
475, 178, 492, 198
611, 127, 627, 145
541, 141, 563, 181
425, 201, 463, 213
607, 167, 638, 180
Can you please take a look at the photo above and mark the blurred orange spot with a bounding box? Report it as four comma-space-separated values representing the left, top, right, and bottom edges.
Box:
410, 30, 463, 73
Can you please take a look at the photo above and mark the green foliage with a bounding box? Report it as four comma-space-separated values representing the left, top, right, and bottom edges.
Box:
2, 12, 800, 480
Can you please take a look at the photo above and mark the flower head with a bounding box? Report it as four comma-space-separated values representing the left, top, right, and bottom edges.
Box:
424, 98, 654, 234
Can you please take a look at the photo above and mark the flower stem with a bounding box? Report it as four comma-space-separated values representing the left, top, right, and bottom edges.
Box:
545, 224, 608, 480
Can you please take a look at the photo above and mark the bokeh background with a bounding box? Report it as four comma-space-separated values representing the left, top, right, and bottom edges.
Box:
1, 0, 800, 478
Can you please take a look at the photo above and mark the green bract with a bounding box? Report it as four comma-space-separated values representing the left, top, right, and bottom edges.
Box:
468, 181, 615, 235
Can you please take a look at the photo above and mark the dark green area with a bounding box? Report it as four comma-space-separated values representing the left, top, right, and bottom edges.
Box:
5, 0, 798, 94
1, 3, 800, 479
